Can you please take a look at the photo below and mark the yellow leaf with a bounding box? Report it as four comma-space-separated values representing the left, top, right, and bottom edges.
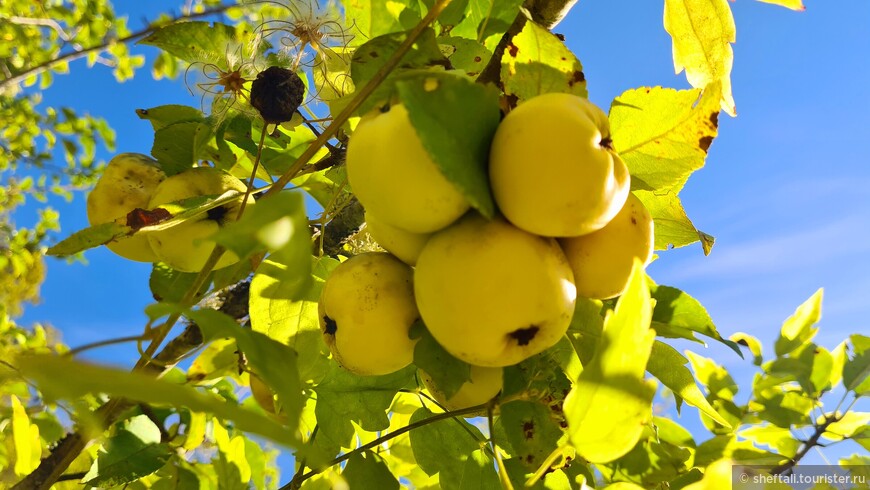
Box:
11, 395, 41, 476
757, 0, 805, 11
664, 0, 737, 115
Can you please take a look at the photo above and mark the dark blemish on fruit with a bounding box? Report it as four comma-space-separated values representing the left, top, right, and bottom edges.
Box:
699, 135, 714, 152
507, 42, 519, 57
509, 326, 539, 346
473, 56, 482, 62
523, 421, 535, 439
631, 217, 637, 225
561, 57, 567, 61
600, 137, 614, 151
127, 208, 171, 230
207, 205, 229, 224
323, 316, 337, 335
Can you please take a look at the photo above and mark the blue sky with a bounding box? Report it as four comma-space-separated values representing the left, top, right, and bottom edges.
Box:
14, 0, 870, 475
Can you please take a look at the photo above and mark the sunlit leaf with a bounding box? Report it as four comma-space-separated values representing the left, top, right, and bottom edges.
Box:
647, 341, 731, 428
500, 20, 587, 101
139, 22, 254, 69
634, 190, 713, 252
212, 418, 251, 488
440, 0, 523, 49
844, 334, 870, 395
82, 415, 173, 486
682, 458, 733, 490
11, 395, 40, 476
187, 338, 240, 384
730, 332, 763, 366
182, 411, 207, 451
250, 257, 338, 385
757, 0, 805, 11
439, 37, 491, 78
149, 262, 211, 303
564, 261, 656, 463
136, 105, 204, 131
766, 342, 834, 396
46, 221, 130, 257
499, 400, 566, 470
16, 355, 299, 447
345, 0, 427, 40
738, 425, 800, 459
610, 84, 721, 193
650, 283, 741, 355
663, 0, 737, 115
694, 436, 785, 466
774, 288, 822, 357
151, 121, 214, 176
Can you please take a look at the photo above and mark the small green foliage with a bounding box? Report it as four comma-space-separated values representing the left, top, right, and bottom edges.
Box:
82, 415, 173, 487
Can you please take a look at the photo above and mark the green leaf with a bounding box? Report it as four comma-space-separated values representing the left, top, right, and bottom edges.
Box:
439, 37, 492, 78
685, 351, 738, 401
766, 342, 834, 396
737, 425, 801, 459
844, 334, 870, 395
314, 364, 414, 455
730, 332, 763, 366
46, 221, 131, 257
440, 0, 524, 49
565, 297, 606, 367
398, 71, 500, 217
136, 105, 204, 131
695, 436, 785, 466
500, 20, 587, 101
752, 389, 816, 428
345, 0, 427, 39
151, 121, 214, 176
650, 283, 741, 356
212, 419, 251, 489
11, 395, 40, 476
601, 425, 693, 486
564, 261, 657, 463
610, 84, 721, 193
250, 257, 338, 385
212, 191, 311, 272
343, 451, 401, 490
186, 338, 240, 384
185, 309, 305, 435
634, 189, 713, 252
774, 288, 822, 357
681, 459, 734, 490
409, 407, 499, 488
647, 341, 731, 428
499, 400, 566, 470
350, 27, 449, 110
149, 263, 211, 303
412, 321, 471, 399
663, 0, 737, 115
16, 355, 299, 447
822, 412, 870, 441
82, 415, 173, 486
139, 22, 243, 68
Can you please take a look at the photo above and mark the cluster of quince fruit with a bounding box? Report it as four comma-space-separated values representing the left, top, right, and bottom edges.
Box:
320, 93, 654, 411
86, 154, 255, 272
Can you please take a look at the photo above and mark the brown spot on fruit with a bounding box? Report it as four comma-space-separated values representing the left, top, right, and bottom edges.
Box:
323, 316, 338, 336
600, 136, 614, 150
207, 205, 230, 224
508, 326, 539, 346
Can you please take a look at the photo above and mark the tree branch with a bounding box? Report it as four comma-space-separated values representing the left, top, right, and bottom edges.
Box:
771, 414, 838, 475
0, 4, 235, 92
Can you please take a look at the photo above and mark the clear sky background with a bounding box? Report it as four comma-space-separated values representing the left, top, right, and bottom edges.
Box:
14, 0, 870, 473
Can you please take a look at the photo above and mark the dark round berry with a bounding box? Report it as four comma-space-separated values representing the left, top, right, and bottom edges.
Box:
249, 66, 305, 123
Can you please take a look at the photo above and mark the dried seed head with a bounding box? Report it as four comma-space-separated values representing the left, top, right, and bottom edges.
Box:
249, 66, 305, 123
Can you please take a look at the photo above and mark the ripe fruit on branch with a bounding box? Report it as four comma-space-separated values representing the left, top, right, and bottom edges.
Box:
559, 193, 655, 299
489, 93, 630, 237
86, 153, 166, 262
319, 252, 419, 376
420, 365, 503, 414
347, 103, 471, 234
364, 211, 432, 266
146, 167, 255, 273
414, 214, 576, 367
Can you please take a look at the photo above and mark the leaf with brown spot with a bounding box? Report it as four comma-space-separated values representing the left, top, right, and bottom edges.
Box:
610, 83, 722, 194
127, 208, 171, 230
500, 20, 587, 101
